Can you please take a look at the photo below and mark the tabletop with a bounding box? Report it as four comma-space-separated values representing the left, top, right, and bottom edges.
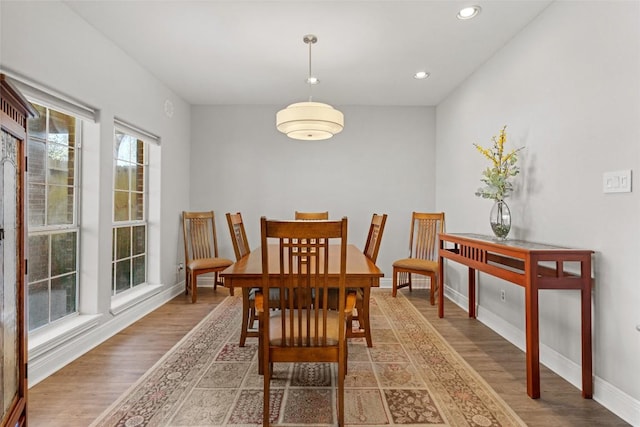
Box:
220, 244, 383, 287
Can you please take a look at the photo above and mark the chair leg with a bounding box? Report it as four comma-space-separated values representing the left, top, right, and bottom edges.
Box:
394, 270, 415, 297
185, 269, 190, 295
392, 267, 398, 297
337, 354, 345, 427
430, 273, 437, 306
263, 359, 271, 426
355, 306, 363, 330
240, 288, 251, 347
191, 273, 197, 304
258, 316, 264, 375
249, 306, 257, 326
345, 339, 349, 376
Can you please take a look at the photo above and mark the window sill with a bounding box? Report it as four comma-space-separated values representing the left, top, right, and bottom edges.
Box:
29, 314, 102, 360
110, 283, 163, 315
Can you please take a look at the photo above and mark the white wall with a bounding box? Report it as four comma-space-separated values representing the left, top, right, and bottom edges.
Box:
436, 1, 640, 423
1, 0, 192, 287
190, 105, 437, 277
1, 1, 191, 382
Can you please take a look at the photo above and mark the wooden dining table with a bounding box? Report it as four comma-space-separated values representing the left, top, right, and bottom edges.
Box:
220, 244, 384, 343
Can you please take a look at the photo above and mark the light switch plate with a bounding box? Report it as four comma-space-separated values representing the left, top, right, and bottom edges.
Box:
603, 169, 632, 193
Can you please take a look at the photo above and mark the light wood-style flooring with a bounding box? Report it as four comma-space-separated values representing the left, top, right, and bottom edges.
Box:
28, 288, 629, 426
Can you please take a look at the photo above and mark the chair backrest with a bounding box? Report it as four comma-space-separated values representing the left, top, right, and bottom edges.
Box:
294, 211, 329, 220
182, 211, 220, 263
260, 217, 348, 347
408, 212, 445, 261
226, 212, 250, 261
363, 213, 388, 263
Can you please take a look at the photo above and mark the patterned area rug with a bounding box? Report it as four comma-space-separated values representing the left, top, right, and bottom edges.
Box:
91, 290, 525, 426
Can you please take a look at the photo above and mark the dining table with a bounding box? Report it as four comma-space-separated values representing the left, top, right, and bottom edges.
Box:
220, 244, 384, 344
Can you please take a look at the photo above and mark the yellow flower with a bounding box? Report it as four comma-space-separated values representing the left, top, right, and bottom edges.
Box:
473, 125, 523, 201
474, 144, 493, 161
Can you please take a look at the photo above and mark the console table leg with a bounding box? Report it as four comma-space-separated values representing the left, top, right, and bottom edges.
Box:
468, 267, 476, 318
525, 257, 541, 399
582, 260, 593, 398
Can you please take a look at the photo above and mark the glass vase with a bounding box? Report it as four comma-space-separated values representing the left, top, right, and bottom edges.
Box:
490, 199, 511, 240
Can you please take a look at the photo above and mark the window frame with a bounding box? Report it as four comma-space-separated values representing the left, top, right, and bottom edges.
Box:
111, 125, 150, 296
25, 102, 82, 331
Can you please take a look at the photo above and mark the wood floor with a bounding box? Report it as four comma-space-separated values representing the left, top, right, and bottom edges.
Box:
28, 288, 628, 426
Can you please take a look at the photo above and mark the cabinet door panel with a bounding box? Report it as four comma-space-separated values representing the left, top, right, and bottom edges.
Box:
1, 129, 20, 421
1, 73, 33, 427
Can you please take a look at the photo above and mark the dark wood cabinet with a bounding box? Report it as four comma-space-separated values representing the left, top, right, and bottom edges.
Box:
1, 74, 36, 427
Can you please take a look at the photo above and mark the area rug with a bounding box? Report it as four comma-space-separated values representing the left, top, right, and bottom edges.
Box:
91, 290, 525, 426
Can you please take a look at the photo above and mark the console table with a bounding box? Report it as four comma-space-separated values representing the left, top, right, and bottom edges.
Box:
437, 233, 593, 399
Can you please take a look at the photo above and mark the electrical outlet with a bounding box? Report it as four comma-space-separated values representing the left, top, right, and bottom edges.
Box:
500, 290, 506, 302
177, 263, 184, 273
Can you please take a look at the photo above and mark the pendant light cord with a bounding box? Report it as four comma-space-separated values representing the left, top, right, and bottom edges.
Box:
308, 40, 312, 101
304, 34, 317, 102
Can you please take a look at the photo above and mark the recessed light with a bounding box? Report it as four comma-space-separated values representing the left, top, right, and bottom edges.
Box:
457, 6, 481, 20
414, 71, 430, 80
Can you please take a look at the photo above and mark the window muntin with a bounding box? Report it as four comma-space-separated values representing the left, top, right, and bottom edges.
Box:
26, 104, 79, 331
112, 130, 147, 295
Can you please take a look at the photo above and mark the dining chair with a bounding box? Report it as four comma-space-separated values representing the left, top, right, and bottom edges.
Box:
226, 212, 256, 346
294, 210, 329, 220
225, 211, 283, 347
182, 211, 233, 303
348, 213, 387, 347
392, 212, 445, 305
294, 210, 333, 300
255, 217, 354, 427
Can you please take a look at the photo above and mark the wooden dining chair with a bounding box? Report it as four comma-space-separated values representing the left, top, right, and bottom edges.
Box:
294, 210, 335, 301
182, 211, 233, 303
348, 213, 387, 347
294, 210, 328, 220
255, 217, 354, 427
392, 212, 445, 305
226, 212, 256, 346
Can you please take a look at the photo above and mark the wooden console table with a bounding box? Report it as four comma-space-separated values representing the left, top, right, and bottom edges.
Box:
437, 233, 593, 399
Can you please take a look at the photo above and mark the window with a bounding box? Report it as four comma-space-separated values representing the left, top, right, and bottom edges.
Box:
27, 104, 79, 331
112, 129, 147, 294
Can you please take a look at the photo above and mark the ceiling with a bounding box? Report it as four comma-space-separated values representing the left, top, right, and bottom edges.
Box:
64, 0, 552, 107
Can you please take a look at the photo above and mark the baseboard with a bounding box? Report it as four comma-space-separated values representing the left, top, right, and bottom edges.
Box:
443, 283, 639, 426
443, 284, 470, 310
592, 377, 640, 426
379, 277, 392, 288
28, 282, 185, 387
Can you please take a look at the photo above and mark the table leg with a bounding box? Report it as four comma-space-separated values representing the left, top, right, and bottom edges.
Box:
239, 287, 250, 347
581, 259, 593, 398
525, 256, 541, 398
362, 287, 373, 347
468, 267, 476, 318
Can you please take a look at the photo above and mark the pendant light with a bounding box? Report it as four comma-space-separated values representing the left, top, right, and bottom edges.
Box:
276, 35, 344, 141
